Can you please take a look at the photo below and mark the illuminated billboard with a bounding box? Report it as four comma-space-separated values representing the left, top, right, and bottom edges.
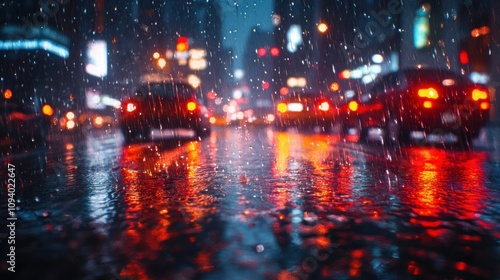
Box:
85, 40, 108, 77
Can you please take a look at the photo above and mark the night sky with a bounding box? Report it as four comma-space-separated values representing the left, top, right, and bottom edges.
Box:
218, 0, 274, 70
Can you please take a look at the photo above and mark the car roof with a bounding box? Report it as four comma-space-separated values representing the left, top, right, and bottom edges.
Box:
399, 68, 464, 78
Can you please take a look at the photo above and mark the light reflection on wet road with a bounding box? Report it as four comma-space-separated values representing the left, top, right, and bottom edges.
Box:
1, 126, 500, 279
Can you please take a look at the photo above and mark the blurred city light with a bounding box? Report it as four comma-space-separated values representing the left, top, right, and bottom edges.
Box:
3, 89, 12, 99
85, 40, 108, 77
371, 54, 384, 63
157, 58, 167, 69
317, 22, 328, 33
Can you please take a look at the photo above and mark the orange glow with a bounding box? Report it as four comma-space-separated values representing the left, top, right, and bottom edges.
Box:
317, 22, 328, 33
209, 116, 216, 124
126, 102, 137, 112
187, 101, 197, 111
279, 87, 289, 96
277, 102, 287, 113
423, 100, 433, 108
480, 102, 490, 110
418, 87, 439, 99
472, 88, 488, 101
42, 104, 54, 116
3, 89, 13, 99
339, 69, 350, 79
66, 120, 76, 130
157, 58, 167, 69
348, 100, 358, 112
176, 36, 189, 52
119, 139, 216, 279
66, 111, 75, 120
152, 52, 160, 59
471, 26, 490, 37
274, 133, 290, 174
329, 82, 340, 92
94, 116, 104, 126
318, 101, 330, 111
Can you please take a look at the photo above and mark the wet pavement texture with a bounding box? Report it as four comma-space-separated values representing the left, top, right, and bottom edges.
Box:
1, 126, 500, 279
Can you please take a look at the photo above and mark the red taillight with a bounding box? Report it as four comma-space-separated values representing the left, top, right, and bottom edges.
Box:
277, 102, 287, 113
187, 101, 197, 111
348, 101, 358, 112
480, 102, 490, 110
423, 100, 433, 108
126, 102, 137, 112
318, 101, 330, 111
418, 87, 439, 99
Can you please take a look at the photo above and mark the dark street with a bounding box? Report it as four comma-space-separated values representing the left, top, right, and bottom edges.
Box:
1, 126, 500, 279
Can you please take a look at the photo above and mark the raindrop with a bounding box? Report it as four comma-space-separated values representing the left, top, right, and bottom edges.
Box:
35, 197, 40, 202
256, 244, 264, 253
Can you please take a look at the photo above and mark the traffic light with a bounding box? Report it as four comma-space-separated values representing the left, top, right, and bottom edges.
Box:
176, 37, 189, 52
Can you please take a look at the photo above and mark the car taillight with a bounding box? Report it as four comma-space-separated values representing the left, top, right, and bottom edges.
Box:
471, 88, 488, 101
418, 87, 439, 99
480, 102, 490, 110
42, 104, 54, 116
318, 101, 330, 111
126, 102, 137, 112
187, 101, 197, 111
277, 102, 287, 113
469, 87, 490, 110
348, 100, 358, 112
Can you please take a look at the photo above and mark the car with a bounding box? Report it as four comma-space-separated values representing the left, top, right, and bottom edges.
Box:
119, 80, 211, 143
0, 87, 53, 148
342, 68, 491, 145
54, 108, 83, 133
274, 90, 336, 132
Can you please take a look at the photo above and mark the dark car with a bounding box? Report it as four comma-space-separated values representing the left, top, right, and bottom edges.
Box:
0, 88, 53, 148
342, 68, 491, 145
274, 91, 336, 132
119, 80, 211, 143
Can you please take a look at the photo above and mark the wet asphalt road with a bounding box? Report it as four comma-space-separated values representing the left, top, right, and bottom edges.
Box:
1, 125, 500, 280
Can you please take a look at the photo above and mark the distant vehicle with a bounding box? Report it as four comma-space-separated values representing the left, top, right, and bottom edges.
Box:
274, 91, 336, 132
1, 87, 53, 147
342, 68, 491, 145
54, 108, 83, 133
119, 80, 211, 143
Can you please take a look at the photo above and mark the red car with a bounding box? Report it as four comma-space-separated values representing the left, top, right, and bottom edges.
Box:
342, 68, 490, 145
120, 80, 211, 143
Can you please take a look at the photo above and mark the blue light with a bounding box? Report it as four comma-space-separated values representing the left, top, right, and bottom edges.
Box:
0, 39, 69, 58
